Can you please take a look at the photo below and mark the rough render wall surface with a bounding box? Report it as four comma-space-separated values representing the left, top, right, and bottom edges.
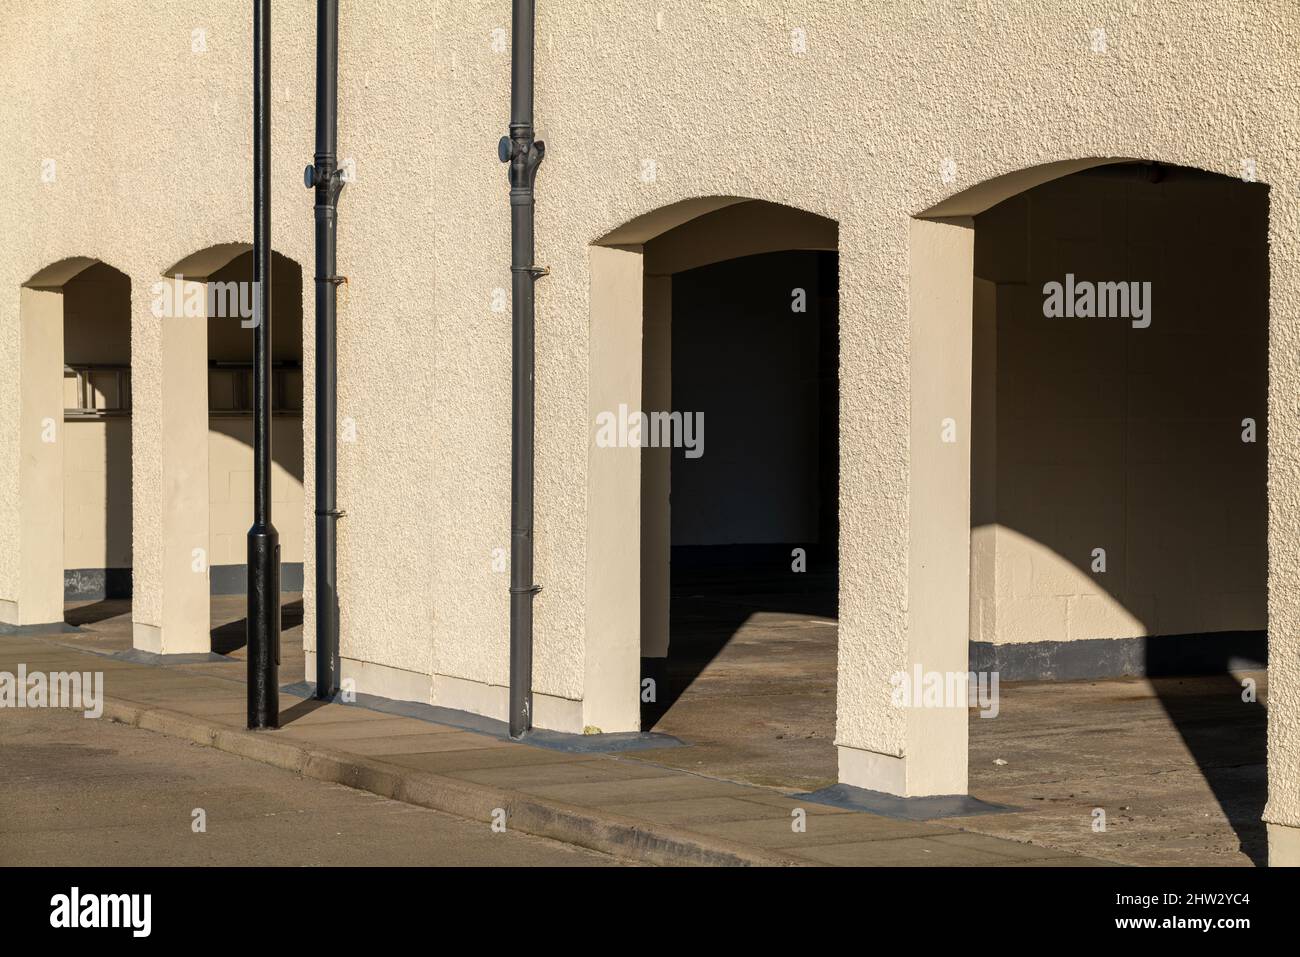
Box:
3, 1, 1300, 823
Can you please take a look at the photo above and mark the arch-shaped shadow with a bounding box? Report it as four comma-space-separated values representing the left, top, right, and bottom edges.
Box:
24, 256, 103, 290
596, 195, 837, 266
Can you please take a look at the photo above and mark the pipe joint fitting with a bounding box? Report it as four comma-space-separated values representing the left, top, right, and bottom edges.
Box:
304, 160, 346, 203
498, 134, 545, 190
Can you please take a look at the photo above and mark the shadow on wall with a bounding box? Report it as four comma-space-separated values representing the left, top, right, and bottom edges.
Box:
967, 162, 1270, 864
206, 250, 304, 458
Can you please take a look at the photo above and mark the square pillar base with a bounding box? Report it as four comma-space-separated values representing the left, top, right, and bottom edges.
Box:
1268, 823, 1300, 866
838, 745, 908, 796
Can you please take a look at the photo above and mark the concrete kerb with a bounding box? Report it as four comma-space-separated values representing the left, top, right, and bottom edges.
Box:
98, 697, 801, 867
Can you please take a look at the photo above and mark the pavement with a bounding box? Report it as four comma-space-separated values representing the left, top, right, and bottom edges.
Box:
6, 589, 1265, 867
962, 670, 1268, 867
0, 623, 1108, 867
0, 707, 620, 867
634, 588, 839, 793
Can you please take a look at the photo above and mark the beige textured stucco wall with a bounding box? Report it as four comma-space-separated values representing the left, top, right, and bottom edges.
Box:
970, 168, 1268, 644
0, 0, 314, 640
3, 1, 1300, 827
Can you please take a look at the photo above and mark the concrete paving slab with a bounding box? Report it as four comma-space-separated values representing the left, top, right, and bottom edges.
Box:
96, 668, 230, 688
599, 796, 799, 826
789, 835, 1036, 867
798, 782, 1016, 820
275, 700, 412, 726
0, 642, 84, 660
154, 697, 251, 716
923, 830, 1081, 861
379, 747, 595, 774
0, 649, 141, 671
0, 622, 81, 636
727, 791, 856, 814
275, 716, 462, 742
100, 681, 245, 702
445, 758, 681, 789
996, 857, 1116, 867
688, 812, 951, 848
345, 731, 514, 756
520, 774, 754, 807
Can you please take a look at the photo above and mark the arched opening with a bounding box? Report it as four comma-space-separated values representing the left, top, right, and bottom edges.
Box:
587, 198, 840, 790
202, 250, 305, 657
915, 160, 1270, 864
61, 263, 134, 625
132, 245, 305, 658
3, 259, 132, 632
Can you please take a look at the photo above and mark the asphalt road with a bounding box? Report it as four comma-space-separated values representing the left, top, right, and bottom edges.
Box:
0, 708, 620, 867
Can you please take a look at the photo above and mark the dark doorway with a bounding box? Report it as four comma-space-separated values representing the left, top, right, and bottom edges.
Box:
639, 249, 840, 791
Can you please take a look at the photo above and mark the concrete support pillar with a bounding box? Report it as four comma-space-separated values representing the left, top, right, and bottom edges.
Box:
583, 245, 644, 732
1, 288, 65, 626
838, 217, 973, 796
1266, 250, 1300, 866
640, 274, 672, 662
132, 280, 210, 653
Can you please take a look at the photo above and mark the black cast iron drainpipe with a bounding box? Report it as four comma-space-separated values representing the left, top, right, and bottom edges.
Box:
306, 0, 345, 701
499, 0, 545, 739
248, 0, 280, 729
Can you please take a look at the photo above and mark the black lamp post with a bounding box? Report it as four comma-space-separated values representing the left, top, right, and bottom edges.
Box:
247, 0, 281, 729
